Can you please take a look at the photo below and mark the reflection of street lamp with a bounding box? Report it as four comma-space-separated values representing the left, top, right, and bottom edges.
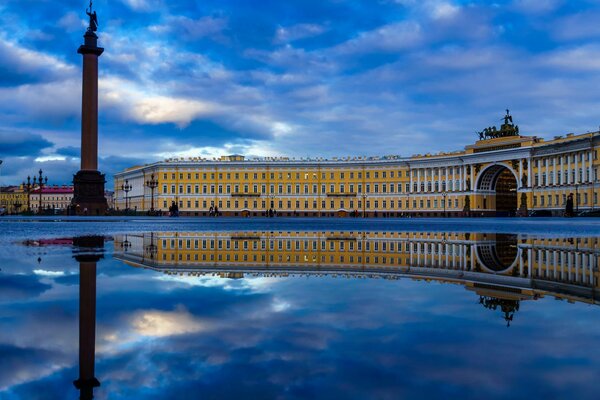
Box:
145, 232, 158, 260
121, 179, 132, 213
442, 191, 447, 218
122, 235, 131, 252
145, 173, 158, 215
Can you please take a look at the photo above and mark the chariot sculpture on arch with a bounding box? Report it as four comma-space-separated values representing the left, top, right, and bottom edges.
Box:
86, 0, 99, 32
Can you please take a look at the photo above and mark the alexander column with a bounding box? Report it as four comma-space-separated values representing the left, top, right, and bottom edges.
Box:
72, 1, 107, 215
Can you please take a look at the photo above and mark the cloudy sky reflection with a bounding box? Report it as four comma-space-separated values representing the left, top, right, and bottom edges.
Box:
1, 238, 600, 399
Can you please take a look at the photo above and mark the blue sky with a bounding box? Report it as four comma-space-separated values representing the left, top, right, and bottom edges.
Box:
1, 0, 600, 186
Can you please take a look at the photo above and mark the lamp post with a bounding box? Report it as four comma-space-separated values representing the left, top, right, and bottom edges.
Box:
442, 191, 447, 218
145, 174, 158, 215
33, 169, 48, 214
22, 176, 34, 213
121, 179, 132, 214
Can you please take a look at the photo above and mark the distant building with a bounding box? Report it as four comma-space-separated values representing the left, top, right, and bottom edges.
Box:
31, 185, 74, 212
0, 186, 28, 214
113, 113, 600, 217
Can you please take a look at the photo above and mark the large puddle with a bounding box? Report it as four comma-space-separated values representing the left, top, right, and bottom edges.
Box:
1, 220, 599, 399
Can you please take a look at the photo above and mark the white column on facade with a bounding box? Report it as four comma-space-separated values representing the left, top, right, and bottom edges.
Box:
582, 154, 587, 182
459, 167, 463, 191
574, 153, 579, 184
469, 165, 474, 191
545, 159, 550, 186
417, 169, 421, 193
567, 155, 571, 185
528, 158, 532, 187
588, 151, 594, 182
519, 159, 523, 189
445, 167, 449, 192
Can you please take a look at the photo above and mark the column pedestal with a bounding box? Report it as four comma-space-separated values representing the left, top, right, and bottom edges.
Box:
73, 170, 107, 215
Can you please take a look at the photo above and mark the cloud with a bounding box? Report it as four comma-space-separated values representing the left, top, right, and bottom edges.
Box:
130, 306, 207, 337
275, 23, 327, 43
513, 0, 563, 14
0, 39, 76, 87
333, 21, 423, 55
0, 130, 54, 157
150, 16, 227, 41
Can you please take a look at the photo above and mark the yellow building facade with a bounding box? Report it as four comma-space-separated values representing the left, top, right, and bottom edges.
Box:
0, 187, 28, 214
114, 121, 600, 216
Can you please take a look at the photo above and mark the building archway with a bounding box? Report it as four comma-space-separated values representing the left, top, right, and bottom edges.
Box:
476, 164, 519, 216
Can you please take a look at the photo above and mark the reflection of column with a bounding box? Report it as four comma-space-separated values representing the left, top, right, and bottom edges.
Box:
553, 251, 558, 279
519, 248, 524, 276
73, 236, 104, 400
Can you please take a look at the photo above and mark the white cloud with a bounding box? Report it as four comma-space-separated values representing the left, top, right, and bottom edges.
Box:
33, 270, 66, 277
121, 0, 162, 12
543, 45, 600, 70
275, 23, 327, 43
333, 21, 422, 55
100, 77, 217, 127
131, 306, 206, 337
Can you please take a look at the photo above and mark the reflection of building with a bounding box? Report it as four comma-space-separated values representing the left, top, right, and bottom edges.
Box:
114, 115, 600, 216
114, 231, 600, 316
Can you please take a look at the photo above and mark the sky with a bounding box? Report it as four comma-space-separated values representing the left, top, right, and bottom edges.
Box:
1, 0, 600, 187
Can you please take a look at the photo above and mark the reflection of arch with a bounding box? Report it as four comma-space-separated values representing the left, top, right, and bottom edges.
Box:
475, 234, 519, 273
476, 163, 520, 191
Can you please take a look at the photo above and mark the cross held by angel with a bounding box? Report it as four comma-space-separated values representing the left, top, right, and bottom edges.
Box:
86, 1, 98, 32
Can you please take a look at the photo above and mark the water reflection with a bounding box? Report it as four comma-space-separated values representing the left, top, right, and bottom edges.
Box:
11, 231, 600, 399
114, 231, 600, 322
72, 236, 104, 400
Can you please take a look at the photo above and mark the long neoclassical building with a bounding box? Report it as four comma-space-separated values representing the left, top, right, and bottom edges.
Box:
114, 113, 600, 216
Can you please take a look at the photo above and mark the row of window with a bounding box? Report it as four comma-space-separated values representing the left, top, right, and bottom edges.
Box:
161, 238, 469, 253
160, 197, 462, 210
160, 181, 470, 195
532, 192, 598, 207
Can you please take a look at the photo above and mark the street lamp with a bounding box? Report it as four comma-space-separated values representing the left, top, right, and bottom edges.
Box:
22, 176, 34, 213
121, 179, 132, 213
33, 169, 48, 214
145, 174, 158, 215
442, 191, 447, 218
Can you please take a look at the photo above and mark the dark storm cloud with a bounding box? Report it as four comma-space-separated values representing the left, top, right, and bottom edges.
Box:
0, 275, 51, 301
54, 146, 80, 158
0, 131, 54, 157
